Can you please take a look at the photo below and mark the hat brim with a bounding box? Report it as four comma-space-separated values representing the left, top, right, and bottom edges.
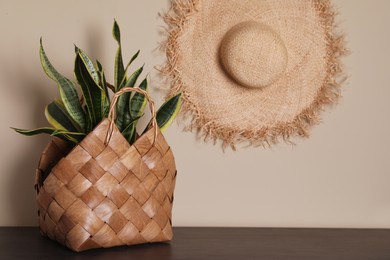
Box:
163, 0, 347, 149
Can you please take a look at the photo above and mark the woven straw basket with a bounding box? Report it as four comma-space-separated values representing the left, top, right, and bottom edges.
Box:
34, 88, 177, 252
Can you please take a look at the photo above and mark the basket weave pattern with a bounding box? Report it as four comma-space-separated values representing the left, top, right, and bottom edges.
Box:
35, 107, 176, 251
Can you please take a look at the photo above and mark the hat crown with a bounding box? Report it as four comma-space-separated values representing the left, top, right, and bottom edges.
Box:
220, 21, 288, 89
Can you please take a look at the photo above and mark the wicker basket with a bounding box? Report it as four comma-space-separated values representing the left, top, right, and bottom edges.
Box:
34, 88, 177, 252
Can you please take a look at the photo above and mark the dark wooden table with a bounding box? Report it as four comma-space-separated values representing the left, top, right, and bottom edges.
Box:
0, 227, 389, 259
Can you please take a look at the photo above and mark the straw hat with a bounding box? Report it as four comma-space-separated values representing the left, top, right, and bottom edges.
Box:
163, 0, 347, 148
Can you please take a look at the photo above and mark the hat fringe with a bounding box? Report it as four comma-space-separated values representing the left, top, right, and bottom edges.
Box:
161, 0, 349, 150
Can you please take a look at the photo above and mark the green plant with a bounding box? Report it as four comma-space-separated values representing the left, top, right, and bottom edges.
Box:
13, 20, 181, 146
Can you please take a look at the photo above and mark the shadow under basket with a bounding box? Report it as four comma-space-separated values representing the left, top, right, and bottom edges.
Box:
35, 118, 177, 252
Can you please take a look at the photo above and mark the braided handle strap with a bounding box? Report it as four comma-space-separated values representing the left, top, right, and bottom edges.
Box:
105, 87, 158, 145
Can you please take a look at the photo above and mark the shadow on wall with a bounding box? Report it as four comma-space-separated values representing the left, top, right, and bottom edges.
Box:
85, 23, 104, 67
4, 25, 106, 226
6, 78, 51, 226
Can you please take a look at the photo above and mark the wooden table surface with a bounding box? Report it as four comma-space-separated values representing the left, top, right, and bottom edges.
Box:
0, 227, 389, 259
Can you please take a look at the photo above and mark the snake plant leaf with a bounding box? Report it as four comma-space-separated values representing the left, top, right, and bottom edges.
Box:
118, 50, 141, 88
96, 60, 110, 99
12, 127, 61, 136
11, 127, 85, 144
40, 39, 86, 131
130, 77, 148, 119
113, 19, 125, 91
123, 65, 144, 89
155, 93, 182, 133
122, 114, 142, 143
123, 124, 136, 144
75, 46, 100, 85
127, 50, 140, 70
96, 60, 110, 117
74, 48, 106, 132
45, 99, 81, 133
116, 65, 144, 131
52, 130, 85, 144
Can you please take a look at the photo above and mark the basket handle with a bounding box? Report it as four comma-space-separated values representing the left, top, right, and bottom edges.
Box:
105, 87, 158, 145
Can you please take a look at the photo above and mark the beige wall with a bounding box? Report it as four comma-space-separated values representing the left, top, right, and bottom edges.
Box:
0, 0, 389, 227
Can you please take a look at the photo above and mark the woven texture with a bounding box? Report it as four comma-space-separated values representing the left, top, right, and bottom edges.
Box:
163, 0, 348, 148
35, 118, 177, 252
220, 21, 288, 89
